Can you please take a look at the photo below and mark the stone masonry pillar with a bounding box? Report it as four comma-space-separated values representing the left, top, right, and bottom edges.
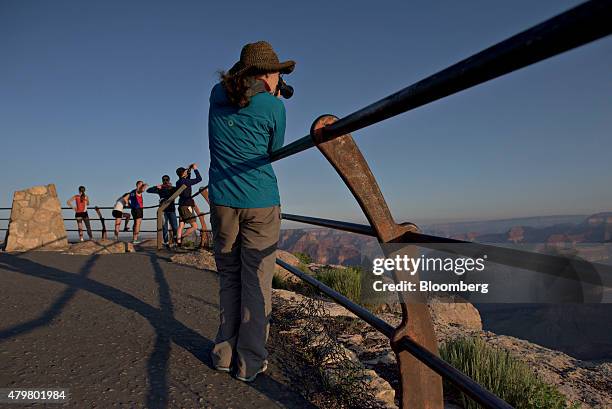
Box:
4, 184, 68, 252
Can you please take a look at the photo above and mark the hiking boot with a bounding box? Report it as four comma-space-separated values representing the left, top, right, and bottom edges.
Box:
235, 361, 268, 383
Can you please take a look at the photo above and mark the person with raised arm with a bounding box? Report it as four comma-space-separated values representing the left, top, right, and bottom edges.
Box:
175, 163, 202, 247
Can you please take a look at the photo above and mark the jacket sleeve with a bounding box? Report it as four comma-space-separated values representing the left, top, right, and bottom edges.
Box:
146, 186, 159, 194
186, 169, 202, 186
269, 100, 286, 153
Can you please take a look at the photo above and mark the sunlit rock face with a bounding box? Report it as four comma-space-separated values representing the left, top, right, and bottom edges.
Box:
4, 184, 68, 252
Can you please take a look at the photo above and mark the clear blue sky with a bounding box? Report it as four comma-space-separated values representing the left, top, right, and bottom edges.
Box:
1, 0, 610, 226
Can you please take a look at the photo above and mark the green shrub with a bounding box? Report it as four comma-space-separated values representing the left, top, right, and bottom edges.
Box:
272, 273, 290, 290
182, 239, 195, 249
297, 262, 311, 274
294, 252, 313, 264
440, 337, 578, 409
314, 266, 362, 304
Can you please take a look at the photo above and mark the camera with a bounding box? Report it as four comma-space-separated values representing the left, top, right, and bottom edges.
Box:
277, 76, 294, 99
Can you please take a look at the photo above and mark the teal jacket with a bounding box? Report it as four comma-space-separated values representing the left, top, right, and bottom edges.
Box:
208, 82, 285, 208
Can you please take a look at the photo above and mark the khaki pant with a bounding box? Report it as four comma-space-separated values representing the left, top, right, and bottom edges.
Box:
210, 204, 281, 378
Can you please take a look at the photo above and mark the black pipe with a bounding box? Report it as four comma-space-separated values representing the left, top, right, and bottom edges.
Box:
65, 229, 211, 233
57, 186, 210, 212
281, 213, 610, 287
395, 336, 515, 409
61, 206, 114, 210
64, 218, 158, 221
282, 213, 375, 236
66, 229, 159, 233
271, 0, 612, 161
275, 259, 514, 409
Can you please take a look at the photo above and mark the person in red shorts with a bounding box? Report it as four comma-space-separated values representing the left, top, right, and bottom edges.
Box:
67, 186, 93, 242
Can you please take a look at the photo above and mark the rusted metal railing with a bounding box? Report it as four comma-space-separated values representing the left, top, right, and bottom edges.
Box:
156, 185, 186, 249
271, 0, 612, 163
266, 2, 612, 408
277, 260, 514, 409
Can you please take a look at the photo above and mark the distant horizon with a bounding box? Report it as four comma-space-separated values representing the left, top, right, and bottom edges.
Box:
1, 193, 608, 233
281, 211, 602, 229
1, 0, 611, 223
1, 181, 610, 223
57, 210, 603, 242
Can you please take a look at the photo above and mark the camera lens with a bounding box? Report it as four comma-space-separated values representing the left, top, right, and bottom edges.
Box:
278, 77, 294, 99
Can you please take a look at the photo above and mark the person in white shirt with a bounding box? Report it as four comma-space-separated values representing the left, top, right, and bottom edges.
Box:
112, 193, 131, 240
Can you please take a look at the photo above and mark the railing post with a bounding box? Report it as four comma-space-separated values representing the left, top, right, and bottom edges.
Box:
157, 185, 186, 250
311, 115, 443, 409
198, 187, 210, 250
94, 207, 107, 240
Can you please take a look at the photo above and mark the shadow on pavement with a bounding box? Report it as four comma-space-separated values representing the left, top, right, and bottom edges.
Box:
0, 252, 312, 409
0, 254, 100, 341
147, 254, 174, 409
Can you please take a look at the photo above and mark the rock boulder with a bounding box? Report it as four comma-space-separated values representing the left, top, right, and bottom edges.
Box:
4, 184, 68, 252
274, 250, 303, 284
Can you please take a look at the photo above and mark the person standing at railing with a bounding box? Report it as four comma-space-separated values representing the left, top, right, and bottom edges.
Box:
175, 164, 202, 247
147, 175, 178, 247
129, 180, 148, 244
208, 41, 293, 382
67, 186, 93, 242
112, 193, 131, 240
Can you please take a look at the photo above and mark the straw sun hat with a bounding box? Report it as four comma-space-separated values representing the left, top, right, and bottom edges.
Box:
229, 41, 295, 76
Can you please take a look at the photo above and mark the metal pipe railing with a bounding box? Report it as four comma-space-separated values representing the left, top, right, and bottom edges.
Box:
65, 229, 159, 233
282, 213, 374, 235
281, 213, 610, 287
270, 0, 612, 162
276, 259, 514, 409
56, 185, 209, 213
63, 217, 158, 221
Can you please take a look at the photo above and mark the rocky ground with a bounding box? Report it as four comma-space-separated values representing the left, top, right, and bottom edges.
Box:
62, 239, 135, 255
172, 249, 612, 409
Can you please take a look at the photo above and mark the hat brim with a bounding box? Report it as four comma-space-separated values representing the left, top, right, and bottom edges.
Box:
229, 60, 295, 76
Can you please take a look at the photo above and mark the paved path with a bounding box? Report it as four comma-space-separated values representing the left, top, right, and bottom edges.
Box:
0, 251, 312, 408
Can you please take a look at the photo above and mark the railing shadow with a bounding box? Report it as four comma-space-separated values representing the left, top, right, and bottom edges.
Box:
0, 253, 313, 409
0, 254, 99, 341
146, 254, 174, 409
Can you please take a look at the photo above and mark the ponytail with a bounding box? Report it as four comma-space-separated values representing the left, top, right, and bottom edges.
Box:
78, 186, 86, 200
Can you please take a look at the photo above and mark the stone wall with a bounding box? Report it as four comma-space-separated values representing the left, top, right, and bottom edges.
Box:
4, 184, 68, 252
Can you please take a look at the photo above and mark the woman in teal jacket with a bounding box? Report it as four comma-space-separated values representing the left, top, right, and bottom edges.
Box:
208, 41, 295, 382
